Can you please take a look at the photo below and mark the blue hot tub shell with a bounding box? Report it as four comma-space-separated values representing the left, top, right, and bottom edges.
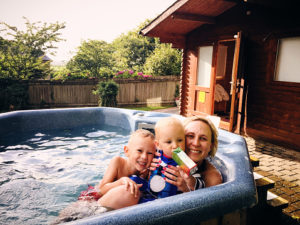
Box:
0, 107, 257, 225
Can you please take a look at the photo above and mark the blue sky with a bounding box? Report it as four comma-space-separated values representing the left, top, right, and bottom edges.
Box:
0, 0, 176, 64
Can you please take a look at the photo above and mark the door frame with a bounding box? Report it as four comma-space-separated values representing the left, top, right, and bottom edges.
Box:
191, 32, 244, 132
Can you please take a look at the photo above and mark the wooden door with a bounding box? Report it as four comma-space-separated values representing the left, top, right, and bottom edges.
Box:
191, 44, 216, 116
191, 32, 244, 132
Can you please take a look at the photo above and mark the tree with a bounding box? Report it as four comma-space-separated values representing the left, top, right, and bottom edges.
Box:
111, 21, 158, 72
0, 17, 65, 80
143, 43, 182, 76
66, 40, 114, 79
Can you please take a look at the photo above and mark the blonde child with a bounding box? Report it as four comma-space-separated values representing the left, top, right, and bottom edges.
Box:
52, 129, 156, 224
148, 117, 185, 198
98, 129, 156, 208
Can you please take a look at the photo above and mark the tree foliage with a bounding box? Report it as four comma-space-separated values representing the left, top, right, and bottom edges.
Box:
111, 21, 159, 72
66, 40, 114, 79
0, 17, 65, 80
64, 20, 182, 78
143, 43, 182, 76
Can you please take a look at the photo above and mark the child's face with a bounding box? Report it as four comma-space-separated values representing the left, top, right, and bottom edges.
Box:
185, 120, 212, 163
124, 136, 156, 172
156, 124, 185, 157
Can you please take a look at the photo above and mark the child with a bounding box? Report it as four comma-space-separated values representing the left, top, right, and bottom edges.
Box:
149, 117, 185, 198
51, 129, 156, 224
98, 128, 156, 208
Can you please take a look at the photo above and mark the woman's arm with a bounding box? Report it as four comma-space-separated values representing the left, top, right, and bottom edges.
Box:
201, 161, 222, 187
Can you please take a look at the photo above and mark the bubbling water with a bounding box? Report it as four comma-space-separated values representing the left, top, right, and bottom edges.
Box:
0, 125, 130, 225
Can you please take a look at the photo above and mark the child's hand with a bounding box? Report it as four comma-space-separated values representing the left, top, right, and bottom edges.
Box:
120, 177, 141, 198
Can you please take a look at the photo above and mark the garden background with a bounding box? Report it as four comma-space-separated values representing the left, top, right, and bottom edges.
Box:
0, 19, 181, 111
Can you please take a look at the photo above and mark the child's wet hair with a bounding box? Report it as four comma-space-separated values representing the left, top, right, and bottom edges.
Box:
128, 129, 155, 145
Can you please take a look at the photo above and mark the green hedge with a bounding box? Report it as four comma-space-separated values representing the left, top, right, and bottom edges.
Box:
0, 79, 29, 111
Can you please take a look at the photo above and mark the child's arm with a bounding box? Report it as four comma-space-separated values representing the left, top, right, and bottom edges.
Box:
99, 156, 141, 197
99, 156, 123, 195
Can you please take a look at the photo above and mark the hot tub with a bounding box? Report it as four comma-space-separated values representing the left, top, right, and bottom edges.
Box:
0, 107, 257, 225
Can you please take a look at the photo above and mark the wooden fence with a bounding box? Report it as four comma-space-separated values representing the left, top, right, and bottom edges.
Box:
28, 76, 180, 108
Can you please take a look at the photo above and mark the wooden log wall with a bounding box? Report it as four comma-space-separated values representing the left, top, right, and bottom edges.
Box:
27, 76, 180, 108
180, 3, 300, 149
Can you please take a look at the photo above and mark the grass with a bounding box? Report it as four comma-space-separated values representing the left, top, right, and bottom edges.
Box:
122, 105, 174, 111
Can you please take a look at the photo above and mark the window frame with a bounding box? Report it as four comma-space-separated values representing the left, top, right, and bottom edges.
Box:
267, 33, 300, 91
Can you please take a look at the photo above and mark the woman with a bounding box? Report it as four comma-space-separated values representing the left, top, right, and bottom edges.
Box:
152, 116, 222, 192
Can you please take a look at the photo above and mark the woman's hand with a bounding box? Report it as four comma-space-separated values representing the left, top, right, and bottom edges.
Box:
162, 165, 193, 192
150, 151, 161, 171
120, 177, 141, 198
162, 165, 185, 191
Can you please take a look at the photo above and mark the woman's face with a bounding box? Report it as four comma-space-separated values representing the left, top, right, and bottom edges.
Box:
185, 120, 212, 164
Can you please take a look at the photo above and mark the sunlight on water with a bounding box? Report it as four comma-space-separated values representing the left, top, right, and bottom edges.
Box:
0, 125, 130, 225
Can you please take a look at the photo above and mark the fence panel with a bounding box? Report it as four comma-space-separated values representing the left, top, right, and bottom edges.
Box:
28, 76, 179, 108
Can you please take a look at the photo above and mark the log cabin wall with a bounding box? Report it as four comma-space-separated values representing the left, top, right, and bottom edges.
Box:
180, 3, 300, 150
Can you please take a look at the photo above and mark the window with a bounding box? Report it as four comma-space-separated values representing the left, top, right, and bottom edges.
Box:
274, 37, 300, 83
196, 46, 213, 87
216, 45, 227, 80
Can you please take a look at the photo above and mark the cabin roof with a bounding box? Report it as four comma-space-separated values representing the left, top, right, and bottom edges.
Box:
140, 0, 237, 48
140, 0, 298, 48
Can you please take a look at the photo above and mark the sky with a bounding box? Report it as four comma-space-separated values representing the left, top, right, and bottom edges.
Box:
0, 0, 176, 64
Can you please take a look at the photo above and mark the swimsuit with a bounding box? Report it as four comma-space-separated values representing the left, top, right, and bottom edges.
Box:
148, 150, 178, 198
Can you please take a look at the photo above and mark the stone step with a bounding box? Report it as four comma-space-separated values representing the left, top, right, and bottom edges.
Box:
247, 172, 289, 225
267, 191, 289, 210
253, 172, 289, 209
250, 155, 259, 167
254, 172, 275, 192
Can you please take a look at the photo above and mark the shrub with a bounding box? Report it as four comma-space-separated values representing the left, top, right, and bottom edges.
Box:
93, 80, 119, 107
0, 79, 28, 111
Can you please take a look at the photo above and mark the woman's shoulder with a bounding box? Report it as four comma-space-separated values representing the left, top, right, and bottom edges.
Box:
201, 160, 223, 187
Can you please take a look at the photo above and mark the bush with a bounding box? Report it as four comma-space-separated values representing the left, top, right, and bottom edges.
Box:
93, 80, 119, 107
0, 79, 28, 111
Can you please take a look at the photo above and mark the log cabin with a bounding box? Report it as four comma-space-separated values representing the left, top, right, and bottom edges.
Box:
140, 0, 300, 150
